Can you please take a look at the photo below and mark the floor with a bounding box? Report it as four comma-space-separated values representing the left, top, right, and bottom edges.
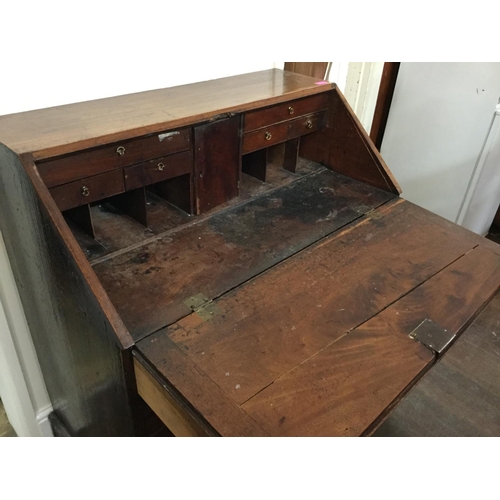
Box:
0, 399, 16, 437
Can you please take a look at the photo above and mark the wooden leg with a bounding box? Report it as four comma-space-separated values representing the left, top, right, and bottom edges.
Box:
64, 204, 95, 238
283, 138, 300, 173
152, 174, 193, 215
108, 188, 148, 227
242, 149, 267, 182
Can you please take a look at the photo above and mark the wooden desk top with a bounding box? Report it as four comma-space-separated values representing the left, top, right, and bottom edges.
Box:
0, 69, 332, 160
374, 289, 500, 436
128, 170, 500, 436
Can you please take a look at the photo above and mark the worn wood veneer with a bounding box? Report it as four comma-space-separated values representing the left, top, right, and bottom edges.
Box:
1, 69, 499, 437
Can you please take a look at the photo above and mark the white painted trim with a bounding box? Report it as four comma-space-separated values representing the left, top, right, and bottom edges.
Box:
343, 63, 384, 133
0, 231, 52, 437
36, 405, 54, 437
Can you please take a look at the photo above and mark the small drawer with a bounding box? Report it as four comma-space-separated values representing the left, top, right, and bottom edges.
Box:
124, 150, 193, 191
288, 110, 328, 139
243, 93, 329, 132
242, 122, 289, 154
38, 128, 191, 188
50, 169, 125, 212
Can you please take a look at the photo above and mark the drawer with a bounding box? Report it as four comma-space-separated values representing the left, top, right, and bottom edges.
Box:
50, 169, 125, 212
288, 110, 328, 139
124, 150, 193, 191
243, 93, 329, 132
38, 128, 191, 188
242, 122, 289, 154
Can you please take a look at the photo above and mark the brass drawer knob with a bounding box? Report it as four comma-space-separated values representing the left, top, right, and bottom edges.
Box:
265, 131, 272, 141
157, 162, 165, 171
81, 186, 90, 197
288, 106, 294, 115
306, 120, 313, 129
116, 146, 126, 156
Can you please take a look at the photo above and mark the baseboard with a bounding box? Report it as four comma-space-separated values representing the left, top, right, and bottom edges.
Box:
35, 405, 54, 437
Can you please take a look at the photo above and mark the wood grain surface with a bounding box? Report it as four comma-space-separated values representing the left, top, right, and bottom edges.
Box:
94, 168, 394, 340
242, 245, 500, 436
0, 147, 134, 436
300, 88, 401, 195
0, 70, 332, 159
163, 199, 480, 405
374, 276, 500, 436
135, 198, 500, 436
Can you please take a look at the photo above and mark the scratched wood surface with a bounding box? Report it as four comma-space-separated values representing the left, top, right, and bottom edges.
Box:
135, 201, 500, 435
160, 199, 481, 405
133, 347, 268, 437
0, 70, 332, 159
242, 245, 500, 436
70, 159, 322, 262
94, 168, 394, 340
374, 285, 500, 437
300, 88, 400, 195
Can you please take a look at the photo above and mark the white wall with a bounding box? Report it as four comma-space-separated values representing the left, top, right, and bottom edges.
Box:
381, 62, 500, 223
458, 104, 500, 235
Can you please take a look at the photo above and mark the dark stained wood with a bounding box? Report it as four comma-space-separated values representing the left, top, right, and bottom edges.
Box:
134, 357, 210, 436
242, 149, 268, 182
0, 147, 134, 436
283, 138, 300, 173
242, 121, 289, 154
78, 159, 323, 262
37, 128, 191, 188
0, 70, 333, 160
152, 174, 193, 215
373, 265, 500, 437
243, 93, 329, 132
50, 169, 125, 212
134, 343, 269, 436
93, 169, 395, 341
288, 111, 328, 139
123, 150, 192, 191
194, 116, 240, 214
284, 62, 328, 80
243, 245, 500, 437
165, 200, 483, 406
370, 62, 400, 150
108, 188, 148, 227
300, 87, 401, 195
64, 204, 95, 238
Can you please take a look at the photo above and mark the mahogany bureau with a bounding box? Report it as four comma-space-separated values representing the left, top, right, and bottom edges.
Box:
1, 69, 499, 436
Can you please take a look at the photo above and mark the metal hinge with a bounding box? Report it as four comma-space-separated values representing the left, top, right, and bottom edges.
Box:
409, 318, 456, 355
183, 293, 221, 321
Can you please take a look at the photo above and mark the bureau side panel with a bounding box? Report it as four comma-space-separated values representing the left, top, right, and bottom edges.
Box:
299, 88, 401, 195
0, 144, 134, 436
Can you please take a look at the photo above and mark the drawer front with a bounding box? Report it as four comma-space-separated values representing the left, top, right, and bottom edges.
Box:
124, 150, 193, 191
288, 110, 328, 140
38, 128, 191, 188
50, 169, 125, 212
242, 122, 289, 154
243, 93, 329, 132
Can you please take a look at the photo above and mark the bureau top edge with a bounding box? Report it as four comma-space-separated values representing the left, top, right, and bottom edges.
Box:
0, 69, 335, 161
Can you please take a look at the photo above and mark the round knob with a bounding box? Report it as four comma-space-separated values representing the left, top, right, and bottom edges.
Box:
157, 162, 165, 171
288, 106, 295, 115
81, 186, 90, 197
265, 132, 272, 141
116, 146, 126, 156
306, 120, 313, 129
